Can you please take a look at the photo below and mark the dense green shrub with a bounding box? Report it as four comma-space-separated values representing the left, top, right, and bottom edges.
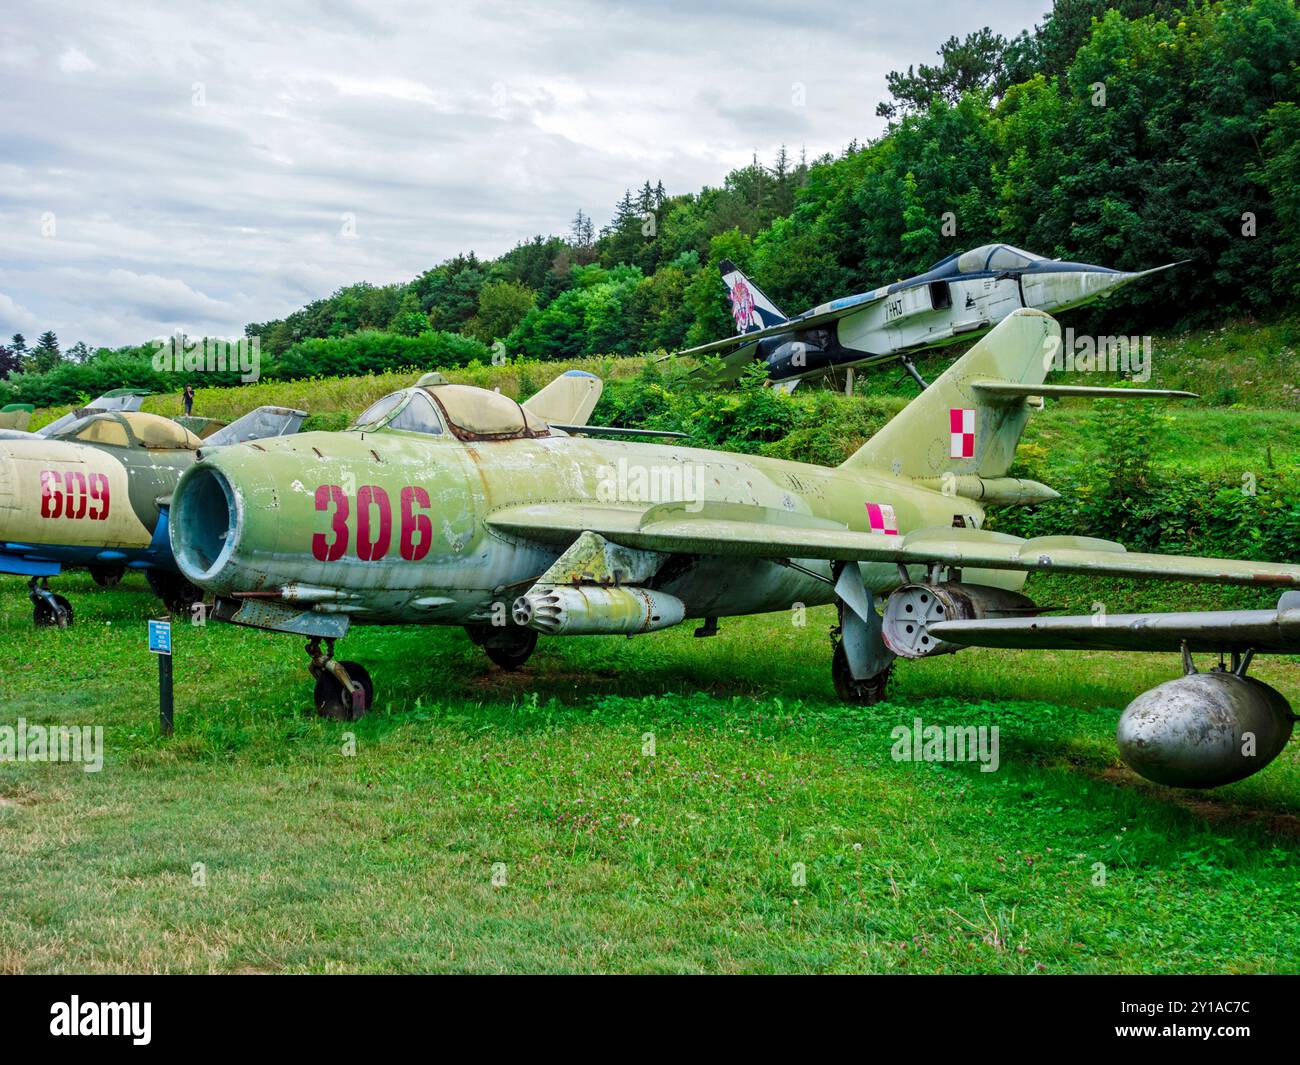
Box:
269, 329, 491, 380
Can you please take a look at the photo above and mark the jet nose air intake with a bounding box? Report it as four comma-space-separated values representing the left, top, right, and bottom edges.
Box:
172, 464, 242, 584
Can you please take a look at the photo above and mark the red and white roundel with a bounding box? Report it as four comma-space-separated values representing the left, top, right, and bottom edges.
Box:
865, 502, 899, 535
949, 408, 976, 459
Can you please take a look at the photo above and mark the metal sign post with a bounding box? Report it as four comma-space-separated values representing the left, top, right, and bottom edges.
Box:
148, 618, 173, 736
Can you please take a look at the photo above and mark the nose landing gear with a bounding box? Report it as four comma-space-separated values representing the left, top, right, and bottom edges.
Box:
145, 568, 203, 615
306, 637, 373, 720
29, 577, 73, 628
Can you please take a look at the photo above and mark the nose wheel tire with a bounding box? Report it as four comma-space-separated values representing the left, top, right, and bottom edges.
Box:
465, 624, 538, 670
33, 593, 74, 628
90, 565, 125, 587
313, 661, 374, 721
831, 642, 891, 705
145, 569, 204, 615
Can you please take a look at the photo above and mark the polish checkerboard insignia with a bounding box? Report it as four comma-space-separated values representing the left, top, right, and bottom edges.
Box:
865, 502, 899, 535
949, 408, 976, 459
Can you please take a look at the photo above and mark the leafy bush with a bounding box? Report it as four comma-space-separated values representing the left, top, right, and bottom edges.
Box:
270, 329, 490, 379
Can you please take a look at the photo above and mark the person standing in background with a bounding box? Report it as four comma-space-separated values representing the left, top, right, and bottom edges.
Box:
182, 384, 194, 417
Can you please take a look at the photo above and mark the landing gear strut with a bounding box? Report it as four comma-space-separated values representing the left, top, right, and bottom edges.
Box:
831, 640, 891, 704
829, 562, 894, 705
306, 637, 373, 720
29, 577, 73, 628
464, 623, 537, 670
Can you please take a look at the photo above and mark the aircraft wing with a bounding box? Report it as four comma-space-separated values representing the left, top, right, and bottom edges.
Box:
930, 593, 1300, 654
486, 502, 1300, 589
675, 291, 887, 359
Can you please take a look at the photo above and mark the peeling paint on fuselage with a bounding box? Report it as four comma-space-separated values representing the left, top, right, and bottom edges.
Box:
178, 426, 1000, 626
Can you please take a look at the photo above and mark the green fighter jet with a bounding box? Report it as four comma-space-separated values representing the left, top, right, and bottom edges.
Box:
1, 404, 305, 624
169, 311, 1300, 788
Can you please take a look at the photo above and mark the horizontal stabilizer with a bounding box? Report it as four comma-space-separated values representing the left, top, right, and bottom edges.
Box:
676, 295, 886, 360
682, 340, 767, 382
972, 381, 1198, 400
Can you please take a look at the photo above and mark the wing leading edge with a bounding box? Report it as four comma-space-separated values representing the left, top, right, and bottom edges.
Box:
486, 501, 1300, 589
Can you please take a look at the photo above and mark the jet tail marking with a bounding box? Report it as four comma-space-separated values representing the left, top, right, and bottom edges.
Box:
840, 309, 1055, 480
719, 260, 787, 334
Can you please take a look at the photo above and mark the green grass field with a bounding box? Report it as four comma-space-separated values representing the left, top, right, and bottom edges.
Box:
2, 571, 1298, 973
6, 313, 1299, 972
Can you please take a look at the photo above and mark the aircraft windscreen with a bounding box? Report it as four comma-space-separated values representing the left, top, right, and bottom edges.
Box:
387, 391, 444, 435
352, 392, 407, 429
71, 416, 132, 447
987, 246, 1042, 270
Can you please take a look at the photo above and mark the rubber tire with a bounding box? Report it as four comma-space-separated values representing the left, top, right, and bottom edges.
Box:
481, 628, 537, 671
34, 594, 74, 629
314, 661, 374, 721
831, 642, 890, 705
91, 565, 125, 587
146, 569, 203, 615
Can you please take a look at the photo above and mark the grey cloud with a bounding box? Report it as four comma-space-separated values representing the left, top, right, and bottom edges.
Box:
0, 0, 1047, 347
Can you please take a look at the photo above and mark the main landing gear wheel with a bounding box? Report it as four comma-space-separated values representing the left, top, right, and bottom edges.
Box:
33, 594, 74, 628
90, 565, 125, 587
831, 642, 891, 705
306, 638, 373, 721
464, 624, 538, 671
314, 661, 374, 721
28, 577, 73, 628
145, 569, 203, 615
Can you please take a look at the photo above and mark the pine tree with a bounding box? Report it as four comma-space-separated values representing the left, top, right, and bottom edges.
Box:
614, 189, 636, 226
32, 330, 60, 372
570, 209, 594, 248
773, 145, 790, 182
637, 181, 655, 215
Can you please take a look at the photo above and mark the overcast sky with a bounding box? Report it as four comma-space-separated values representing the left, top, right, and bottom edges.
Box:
0, 0, 1049, 348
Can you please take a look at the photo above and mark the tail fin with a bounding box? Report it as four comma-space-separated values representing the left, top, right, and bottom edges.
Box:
841, 309, 1056, 478
719, 259, 787, 334
523, 370, 603, 426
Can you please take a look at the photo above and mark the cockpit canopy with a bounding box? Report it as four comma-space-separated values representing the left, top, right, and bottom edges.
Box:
929, 244, 1047, 276
52, 411, 204, 450
351, 384, 550, 440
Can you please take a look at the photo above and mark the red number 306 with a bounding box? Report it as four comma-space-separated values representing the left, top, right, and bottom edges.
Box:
312, 484, 433, 563
40, 470, 111, 521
